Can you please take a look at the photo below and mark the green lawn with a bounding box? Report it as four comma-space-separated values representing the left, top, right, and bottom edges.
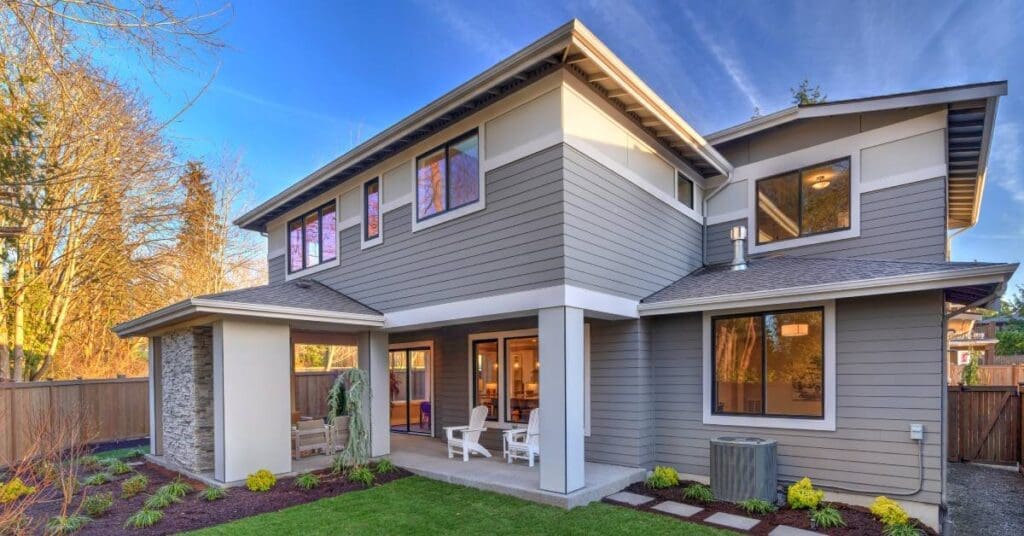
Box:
94, 444, 149, 460
188, 476, 730, 535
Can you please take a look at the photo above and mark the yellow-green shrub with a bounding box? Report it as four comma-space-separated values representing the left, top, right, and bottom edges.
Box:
786, 477, 824, 510
245, 469, 276, 492
870, 496, 909, 526
0, 478, 37, 503
645, 466, 680, 489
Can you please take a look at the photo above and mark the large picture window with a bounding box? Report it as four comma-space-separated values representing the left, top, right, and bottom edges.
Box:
755, 157, 850, 244
712, 308, 824, 418
470, 331, 538, 425
287, 202, 337, 273
416, 130, 480, 221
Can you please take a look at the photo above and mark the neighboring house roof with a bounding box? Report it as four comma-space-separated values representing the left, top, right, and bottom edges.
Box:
113, 280, 383, 338
234, 19, 732, 233
977, 315, 1024, 325
639, 256, 1018, 315
705, 81, 1007, 230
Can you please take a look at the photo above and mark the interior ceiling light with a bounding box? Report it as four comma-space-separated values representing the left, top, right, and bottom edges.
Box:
780, 323, 809, 337
811, 174, 830, 190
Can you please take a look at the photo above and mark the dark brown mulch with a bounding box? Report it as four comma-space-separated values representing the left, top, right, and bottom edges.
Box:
614, 480, 938, 536
23, 460, 409, 535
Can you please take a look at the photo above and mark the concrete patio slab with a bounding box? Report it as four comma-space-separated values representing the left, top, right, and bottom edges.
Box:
651, 500, 703, 517
770, 526, 822, 535
705, 511, 760, 531
388, 433, 645, 509
605, 491, 654, 506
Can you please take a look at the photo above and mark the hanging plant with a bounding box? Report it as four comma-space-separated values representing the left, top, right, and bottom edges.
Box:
331, 368, 369, 471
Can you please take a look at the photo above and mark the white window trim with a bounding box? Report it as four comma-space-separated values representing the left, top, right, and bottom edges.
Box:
360, 176, 383, 250
701, 301, 836, 431
284, 197, 341, 281
466, 326, 591, 434
389, 340, 435, 437
410, 125, 487, 233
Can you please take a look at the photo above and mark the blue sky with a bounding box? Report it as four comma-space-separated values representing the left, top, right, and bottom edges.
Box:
101, 0, 1024, 290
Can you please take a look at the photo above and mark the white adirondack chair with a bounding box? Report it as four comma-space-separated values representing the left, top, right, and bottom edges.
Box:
445, 405, 492, 461
503, 408, 539, 467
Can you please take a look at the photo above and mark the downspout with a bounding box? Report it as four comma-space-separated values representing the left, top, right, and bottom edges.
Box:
701, 174, 733, 266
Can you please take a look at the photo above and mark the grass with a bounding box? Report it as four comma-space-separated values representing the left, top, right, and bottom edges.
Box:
95, 445, 149, 461
188, 477, 731, 535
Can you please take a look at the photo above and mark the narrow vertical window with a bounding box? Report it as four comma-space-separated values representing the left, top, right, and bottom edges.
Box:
676, 171, 694, 209
364, 177, 380, 241
472, 340, 499, 421
303, 212, 320, 268
321, 204, 337, 261
417, 148, 446, 220
288, 220, 303, 273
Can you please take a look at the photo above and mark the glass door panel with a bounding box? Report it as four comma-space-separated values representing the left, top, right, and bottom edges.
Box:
389, 347, 432, 435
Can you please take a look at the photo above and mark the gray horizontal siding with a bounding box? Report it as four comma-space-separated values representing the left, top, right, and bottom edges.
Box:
312, 145, 567, 312
650, 290, 944, 505
562, 145, 702, 299
268, 255, 285, 284
585, 319, 654, 467
707, 177, 947, 264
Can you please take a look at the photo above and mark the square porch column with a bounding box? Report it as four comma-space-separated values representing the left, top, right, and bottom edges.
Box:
538, 306, 585, 494
359, 330, 390, 458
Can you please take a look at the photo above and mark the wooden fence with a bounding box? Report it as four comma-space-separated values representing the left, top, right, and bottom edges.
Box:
947, 385, 1021, 465
0, 378, 149, 462
949, 364, 1024, 386
293, 371, 337, 419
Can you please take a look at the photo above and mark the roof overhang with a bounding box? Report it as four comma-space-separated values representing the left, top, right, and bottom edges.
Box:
234, 19, 731, 232
638, 263, 1017, 316
113, 298, 385, 338
949, 338, 998, 348
706, 81, 1007, 230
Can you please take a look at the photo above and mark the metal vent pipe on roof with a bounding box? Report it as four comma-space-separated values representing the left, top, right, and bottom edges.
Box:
730, 225, 747, 270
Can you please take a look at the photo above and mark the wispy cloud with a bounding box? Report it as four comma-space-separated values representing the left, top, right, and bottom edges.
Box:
678, 4, 763, 112
212, 84, 347, 126
416, 0, 516, 61
989, 122, 1024, 203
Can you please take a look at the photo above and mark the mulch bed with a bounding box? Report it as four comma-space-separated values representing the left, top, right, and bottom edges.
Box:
610, 480, 938, 535
21, 458, 409, 535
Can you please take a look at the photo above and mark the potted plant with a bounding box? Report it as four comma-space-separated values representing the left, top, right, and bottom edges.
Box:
328, 374, 350, 449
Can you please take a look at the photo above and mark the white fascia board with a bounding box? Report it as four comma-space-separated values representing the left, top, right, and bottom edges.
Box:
638, 264, 1017, 316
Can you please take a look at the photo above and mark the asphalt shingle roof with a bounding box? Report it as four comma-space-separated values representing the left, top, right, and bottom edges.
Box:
642, 256, 1010, 304
198, 279, 381, 316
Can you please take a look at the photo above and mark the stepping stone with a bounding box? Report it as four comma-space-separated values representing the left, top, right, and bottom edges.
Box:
652, 500, 703, 518
769, 526, 822, 536
605, 491, 654, 506
705, 512, 760, 531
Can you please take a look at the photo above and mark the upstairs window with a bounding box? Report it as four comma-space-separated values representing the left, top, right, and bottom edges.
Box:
364, 177, 380, 241
755, 157, 850, 244
416, 130, 480, 221
676, 171, 694, 209
288, 202, 337, 273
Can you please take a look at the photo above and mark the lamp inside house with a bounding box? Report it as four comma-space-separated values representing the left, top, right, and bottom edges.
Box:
780, 323, 810, 337
811, 174, 831, 190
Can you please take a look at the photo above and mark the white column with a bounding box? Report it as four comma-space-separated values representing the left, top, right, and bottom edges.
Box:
147, 337, 163, 456
213, 319, 291, 482
538, 306, 586, 494
359, 330, 390, 458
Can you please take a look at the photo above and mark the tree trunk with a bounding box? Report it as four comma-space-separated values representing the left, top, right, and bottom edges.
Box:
12, 260, 25, 382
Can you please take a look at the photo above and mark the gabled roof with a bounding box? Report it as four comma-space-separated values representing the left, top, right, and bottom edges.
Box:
113, 280, 383, 338
639, 256, 1018, 315
706, 81, 1007, 229
234, 19, 732, 233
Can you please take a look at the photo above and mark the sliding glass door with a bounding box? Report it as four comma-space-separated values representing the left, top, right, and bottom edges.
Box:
389, 347, 432, 435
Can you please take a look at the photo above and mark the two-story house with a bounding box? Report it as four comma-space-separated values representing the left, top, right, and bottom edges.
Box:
115, 20, 1017, 529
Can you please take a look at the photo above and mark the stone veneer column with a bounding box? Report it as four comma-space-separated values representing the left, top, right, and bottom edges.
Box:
159, 326, 215, 473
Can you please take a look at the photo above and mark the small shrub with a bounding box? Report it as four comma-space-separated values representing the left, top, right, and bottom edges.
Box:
81, 473, 112, 487
645, 466, 679, 489
142, 490, 179, 510
45, 514, 90, 534
0, 477, 37, 503
127, 448, 147, 459
348, 466, 375, 488
78, 455, 102, 470
295, 473, 320, 490
158, 478, 192, 498
199, 486, 227, 501
104, 459, 133, 476
246, 469, 276, 492
682, 483, 713, 504
871, 496, 910, 527
811, 505, 845, 529
81, 492, 114, 518
882, 523, 921, 536
737, 498, 777, 515
124, 509, 163, 529
787, 477, 824, 510
121, 474, 149, 498
375, 458, 396, 474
